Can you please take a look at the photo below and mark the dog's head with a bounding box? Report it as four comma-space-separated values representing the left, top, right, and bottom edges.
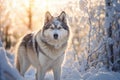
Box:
41, 11, 69, 46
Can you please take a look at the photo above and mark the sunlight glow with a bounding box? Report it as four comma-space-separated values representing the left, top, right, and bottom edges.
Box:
2, 0, 72, 31
10, 0, 71, 14
31, 0, 69, 12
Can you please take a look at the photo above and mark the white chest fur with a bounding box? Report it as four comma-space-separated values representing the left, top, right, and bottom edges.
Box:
38, 51, 64, 70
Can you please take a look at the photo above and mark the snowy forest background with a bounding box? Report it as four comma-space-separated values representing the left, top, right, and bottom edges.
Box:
0, 0, 120, 80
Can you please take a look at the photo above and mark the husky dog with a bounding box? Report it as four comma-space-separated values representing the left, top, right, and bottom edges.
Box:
15, 11, 70, 80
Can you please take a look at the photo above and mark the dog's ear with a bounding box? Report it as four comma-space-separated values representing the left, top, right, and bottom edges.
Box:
59, 11, 67, 23
44, 11, 53, 24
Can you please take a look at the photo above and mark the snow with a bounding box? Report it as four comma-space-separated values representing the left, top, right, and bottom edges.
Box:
1, 42, 120, 80
86, 71, 120, 80
0, 42, 120, 80
0, 47, 24, 80
24, 51, 82, 80
22, 51, 120, 80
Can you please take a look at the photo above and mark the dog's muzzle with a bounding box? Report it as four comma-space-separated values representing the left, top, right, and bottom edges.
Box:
54, 33, 58, 39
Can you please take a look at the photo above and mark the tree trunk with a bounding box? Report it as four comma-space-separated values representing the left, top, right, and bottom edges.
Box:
28, 0, 33, 30
105, 0, 120, 71
104, 0, 114, 69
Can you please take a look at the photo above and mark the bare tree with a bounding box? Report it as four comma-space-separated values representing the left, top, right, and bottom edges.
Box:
0, 0, 12, 49
104, 0, 114, 69
19, 0, 35, 30
28, 0, 34, 30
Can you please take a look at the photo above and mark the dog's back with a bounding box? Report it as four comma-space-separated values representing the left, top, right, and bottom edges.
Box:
15, 33, 35, 75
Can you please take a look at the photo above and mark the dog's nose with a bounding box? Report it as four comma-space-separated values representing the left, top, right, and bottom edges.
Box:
54, 34, 58, 39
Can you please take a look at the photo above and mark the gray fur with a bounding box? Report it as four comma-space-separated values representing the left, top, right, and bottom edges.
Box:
16, 11, 70, 80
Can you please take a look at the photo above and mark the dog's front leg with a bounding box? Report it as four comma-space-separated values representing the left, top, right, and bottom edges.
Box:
36, 68, 46, 80
53, 66, 61, 80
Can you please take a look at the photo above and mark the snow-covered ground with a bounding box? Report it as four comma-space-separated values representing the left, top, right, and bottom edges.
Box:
86, 71, 120, 80
24, 51, 81, 80
1, 46, 120, 80
19, 51, 120, 80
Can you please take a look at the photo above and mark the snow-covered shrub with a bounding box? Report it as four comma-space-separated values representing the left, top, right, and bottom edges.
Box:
76, 0, 107, 72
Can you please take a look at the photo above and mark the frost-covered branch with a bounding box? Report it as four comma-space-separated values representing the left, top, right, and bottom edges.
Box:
104, 0, 120, 71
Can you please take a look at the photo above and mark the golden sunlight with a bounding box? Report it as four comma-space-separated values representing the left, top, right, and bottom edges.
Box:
23, 0, 70, 12
0, 0, 73, 37
9, 0, 72, 16
34, 0, 70, 13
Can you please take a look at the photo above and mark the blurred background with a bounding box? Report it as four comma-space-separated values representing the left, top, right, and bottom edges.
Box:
0, 0, 120, 73
0, 0, 77, 49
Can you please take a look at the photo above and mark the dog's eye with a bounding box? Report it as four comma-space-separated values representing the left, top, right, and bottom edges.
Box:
58, 27, 61, 30
51, 27, 54, 30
